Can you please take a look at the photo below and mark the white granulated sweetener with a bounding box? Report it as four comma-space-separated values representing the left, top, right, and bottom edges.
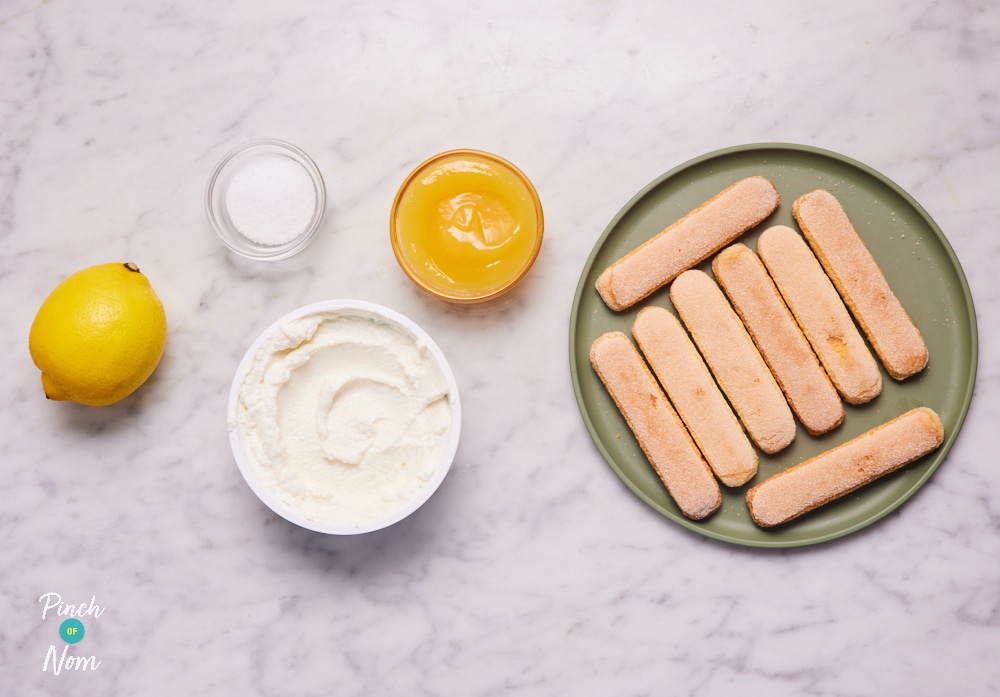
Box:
225, 153, 317, 245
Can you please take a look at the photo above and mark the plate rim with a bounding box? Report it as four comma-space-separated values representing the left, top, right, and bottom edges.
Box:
568, 141, 979, 548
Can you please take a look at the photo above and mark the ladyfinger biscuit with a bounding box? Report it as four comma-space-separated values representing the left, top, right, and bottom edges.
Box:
633, 306, 758, 487
669, 269, 796, 454
746, 407, 944, 527
596, 176, 779, 311
590, 331, 721, 520
713, 243, 845, 436
757, 225, 882, 405
793, 189, 928, 380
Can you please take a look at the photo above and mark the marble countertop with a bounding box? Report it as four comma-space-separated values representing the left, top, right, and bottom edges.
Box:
3, 1, 997, 694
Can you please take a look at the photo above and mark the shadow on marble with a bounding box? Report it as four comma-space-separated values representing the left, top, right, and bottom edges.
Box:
242, 468, 466, 578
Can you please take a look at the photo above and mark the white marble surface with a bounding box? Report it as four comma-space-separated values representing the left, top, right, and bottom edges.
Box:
2, 0, 997, 694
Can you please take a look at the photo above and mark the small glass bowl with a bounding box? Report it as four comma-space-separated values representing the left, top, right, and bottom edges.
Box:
390, 149, 544, 303
206, 139, 327, 261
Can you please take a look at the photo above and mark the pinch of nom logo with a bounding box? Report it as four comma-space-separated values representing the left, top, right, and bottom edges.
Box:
39, 592, 104, 675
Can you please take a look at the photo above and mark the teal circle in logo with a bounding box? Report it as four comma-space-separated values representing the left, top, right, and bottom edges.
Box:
59, 618, 85, 644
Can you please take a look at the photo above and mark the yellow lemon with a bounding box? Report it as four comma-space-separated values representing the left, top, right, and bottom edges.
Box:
29, 262, 167, 406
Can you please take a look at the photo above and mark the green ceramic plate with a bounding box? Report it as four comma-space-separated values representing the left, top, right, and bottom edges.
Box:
569, 143, 977, 548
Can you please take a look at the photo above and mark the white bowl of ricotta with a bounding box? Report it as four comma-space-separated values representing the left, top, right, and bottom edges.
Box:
228, 300, 461, 534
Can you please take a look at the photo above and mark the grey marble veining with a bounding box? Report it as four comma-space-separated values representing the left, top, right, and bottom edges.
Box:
2, 0, 998, 695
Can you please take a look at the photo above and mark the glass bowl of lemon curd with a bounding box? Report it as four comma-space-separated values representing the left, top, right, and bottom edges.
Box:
390, 149, 544, 303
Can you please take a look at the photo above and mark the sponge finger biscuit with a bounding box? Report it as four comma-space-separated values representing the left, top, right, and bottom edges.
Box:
713, 243, 844, 436
757, 225, 882, 405
590, 331, 721, 520
596, 176, 779, 311
793, 189, 928, 380
746, 407, 944, 527
670, 269, 796, 454
633, 306, 758, 487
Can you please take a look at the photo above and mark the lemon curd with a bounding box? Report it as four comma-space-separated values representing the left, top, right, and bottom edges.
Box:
391, 150, 543, 302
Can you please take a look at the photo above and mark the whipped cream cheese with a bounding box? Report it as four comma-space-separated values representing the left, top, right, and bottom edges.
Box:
233, 309, 453, 528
